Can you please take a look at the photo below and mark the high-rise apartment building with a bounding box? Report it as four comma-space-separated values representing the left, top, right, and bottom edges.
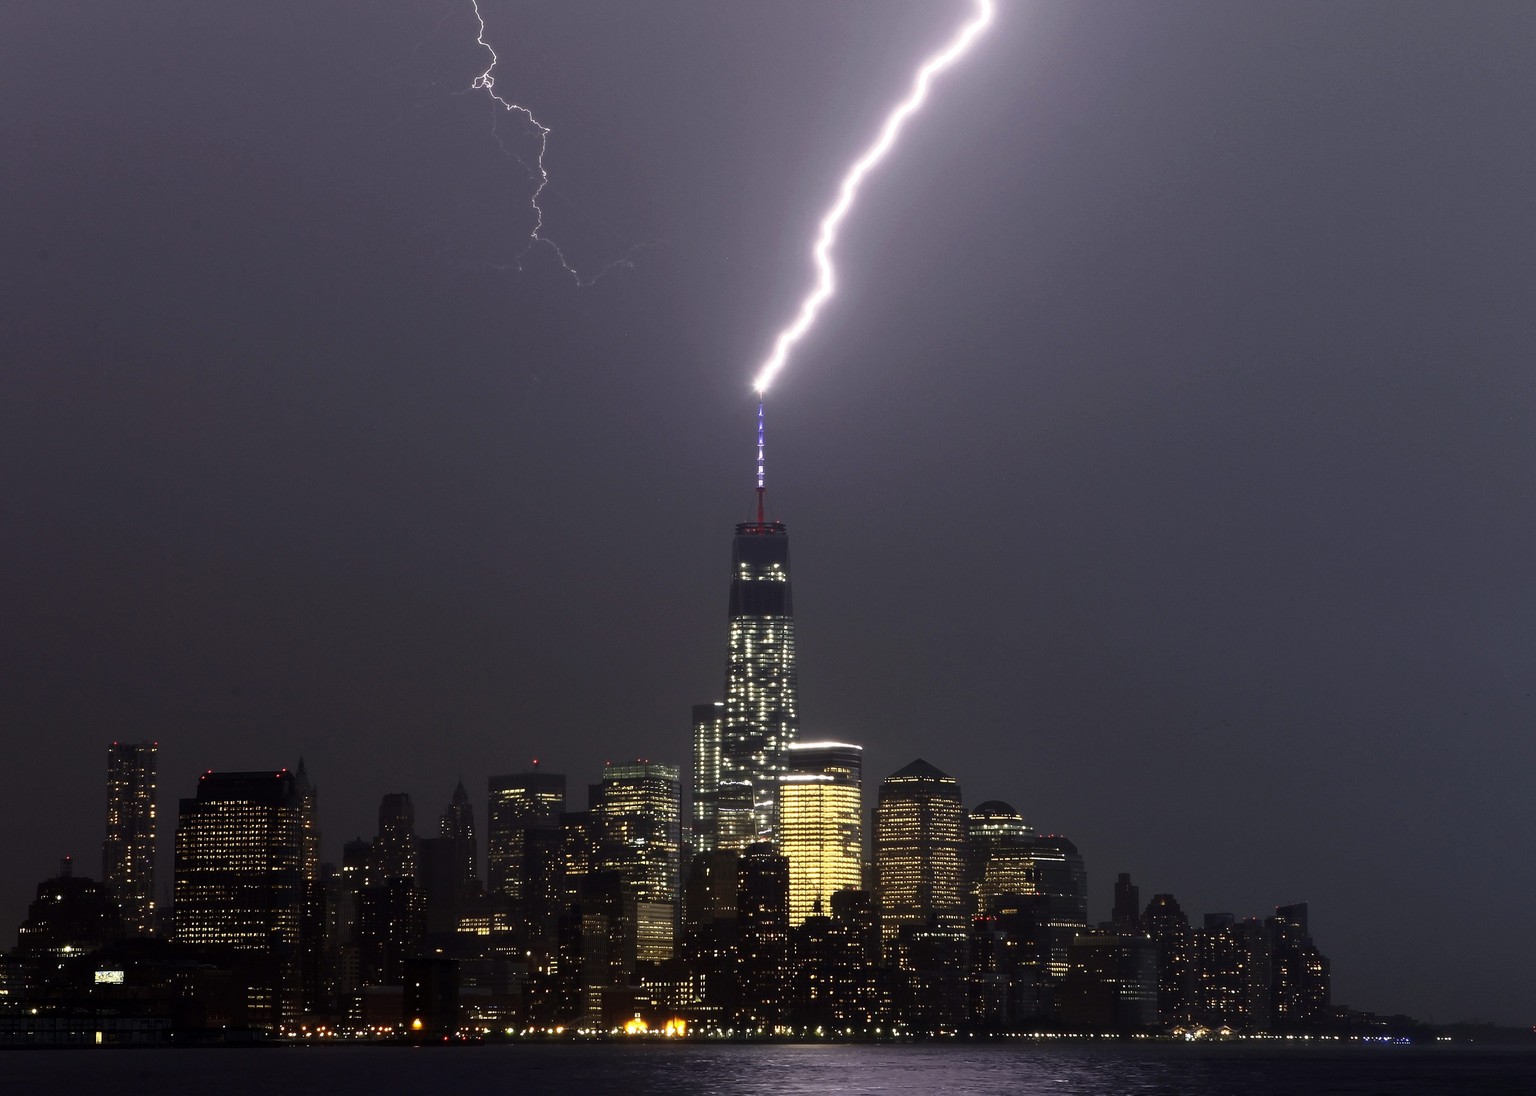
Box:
779, 740, 864, 925
1267, 902, 1330, 1027
1142, 892, 1196, 1026
874, 759, 965, 948
102, 741, 157, 936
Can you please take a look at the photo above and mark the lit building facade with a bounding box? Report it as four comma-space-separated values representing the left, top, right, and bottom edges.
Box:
715, 514, 799, 850
779, 741, 864, 925
595, 761, 681, 907
486, 767, 565, 899
172, 770, 305, 1029
874, 759, 965, 948
102, 741, 157, 937
964, 800, 1036, 917
690, 701, 723, 850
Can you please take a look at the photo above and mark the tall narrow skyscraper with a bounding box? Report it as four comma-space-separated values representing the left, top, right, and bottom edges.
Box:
705, 399, 799, 850
102, 741, 157, 936
690, 701, 724, 850
439, 778, 478, 892
486, 767, 566, 899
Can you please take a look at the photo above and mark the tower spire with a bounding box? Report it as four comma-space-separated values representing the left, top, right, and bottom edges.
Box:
755, 395, 766, 525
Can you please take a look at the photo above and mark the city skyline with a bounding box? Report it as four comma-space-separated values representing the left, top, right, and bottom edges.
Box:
3, 1, 1533, 1028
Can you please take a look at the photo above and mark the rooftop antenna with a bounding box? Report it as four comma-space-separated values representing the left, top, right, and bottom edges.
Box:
755, 395, 767, 525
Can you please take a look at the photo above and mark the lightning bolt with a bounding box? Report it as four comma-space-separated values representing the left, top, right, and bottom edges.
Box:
751, 0, 997, 393
466, 0, 633, 285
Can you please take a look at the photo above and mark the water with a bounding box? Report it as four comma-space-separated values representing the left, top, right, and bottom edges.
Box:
5, 1043, 1534, 1095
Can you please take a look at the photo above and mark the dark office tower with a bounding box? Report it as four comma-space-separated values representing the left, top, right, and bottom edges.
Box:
1112, 872, 1141, 934
736, 842, 790, 1030
1018, 835, 1086, 983
374, 793, 418, 883
874, 760, 965, 949
691, 701, 724, 851
1142, 893, 1196, 1027
439, 779, 478, 893
15, 862, 123, 957
716, 403, 799, 850
356, 876, 424, 986
486, 768, 566, 898
173, 770, 305, 1031
681, 849, 741, 1027
294, 757, 321, 882
968, 892, 1054, 1031
1267, 903, 1330, 1028
964, 801, 1036, 917
1058, 930, 1159, 1031
102, 741, 157, 936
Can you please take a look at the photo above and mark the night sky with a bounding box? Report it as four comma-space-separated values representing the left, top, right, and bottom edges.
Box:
3, 1, 1533, 1026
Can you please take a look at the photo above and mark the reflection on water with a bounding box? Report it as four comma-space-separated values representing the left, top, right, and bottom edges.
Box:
5, 1043, 1535, 1096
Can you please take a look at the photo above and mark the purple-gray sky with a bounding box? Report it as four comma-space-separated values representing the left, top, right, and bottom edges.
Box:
2, 1, 1533, 1025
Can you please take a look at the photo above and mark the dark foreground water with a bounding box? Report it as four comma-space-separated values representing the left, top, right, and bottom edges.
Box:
5, 1043, 1535, 1095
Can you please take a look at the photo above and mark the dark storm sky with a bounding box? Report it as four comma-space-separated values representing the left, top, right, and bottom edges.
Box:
3, 1, 1532, 1024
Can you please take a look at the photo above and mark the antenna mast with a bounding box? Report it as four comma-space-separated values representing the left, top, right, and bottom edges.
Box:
755, 396, 766, 525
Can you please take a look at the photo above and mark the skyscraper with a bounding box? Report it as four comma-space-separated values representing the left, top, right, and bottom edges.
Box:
294, 757, 321, 883
963, 800, 1036, 917
102, 741, 157, 937
874, 759, 965, 948
172, 770, 305, 1030
374, 792, 418, 884
1030, 834, 1089, 979
779, 740, 864, 925
439, 778, 478, 893
595, 760, 682, 906
701, 400, 799, 851
594, 760, 682, 966
486, 767, 565, 899
690, 701, 723, 850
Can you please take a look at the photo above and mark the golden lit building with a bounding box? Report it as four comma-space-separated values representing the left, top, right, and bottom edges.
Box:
779, 741, 864, 926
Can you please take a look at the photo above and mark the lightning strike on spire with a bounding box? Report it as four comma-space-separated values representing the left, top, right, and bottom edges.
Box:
750, 0, 996, 393
466, 0, 633, 285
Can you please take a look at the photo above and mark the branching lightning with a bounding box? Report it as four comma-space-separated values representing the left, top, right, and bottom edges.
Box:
751, 0, 996, 393
466, 0, 633, 285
